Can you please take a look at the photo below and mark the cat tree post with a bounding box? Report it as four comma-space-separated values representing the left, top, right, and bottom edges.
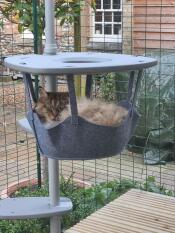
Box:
44, 0, 61, 232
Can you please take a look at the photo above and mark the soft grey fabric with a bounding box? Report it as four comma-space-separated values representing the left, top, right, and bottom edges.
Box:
24, 73, 140, 160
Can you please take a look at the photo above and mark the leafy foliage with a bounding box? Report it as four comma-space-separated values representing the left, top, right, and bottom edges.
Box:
94, 72, 128, 102
0, 0, 45, 36
143, 176, 174, 196
55, 0, 96, 26
0, 0, 95, 36
0, 219, 49, 233
55, 0, 84, 26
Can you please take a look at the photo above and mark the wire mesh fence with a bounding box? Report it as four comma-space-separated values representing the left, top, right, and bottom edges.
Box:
0, 0, 175, 230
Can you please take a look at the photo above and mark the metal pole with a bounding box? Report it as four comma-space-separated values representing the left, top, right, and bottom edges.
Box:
32, 0, 42, 188
44, 0, 60, 233
32, 0, 38, 54
44, 0, 57, 55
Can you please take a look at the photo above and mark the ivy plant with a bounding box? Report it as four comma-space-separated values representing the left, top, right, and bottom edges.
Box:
0, 0, 45, 37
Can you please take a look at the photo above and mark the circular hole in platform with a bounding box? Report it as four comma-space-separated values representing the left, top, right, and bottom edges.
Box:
63, 60, 98, 63
62, 57, 111, 64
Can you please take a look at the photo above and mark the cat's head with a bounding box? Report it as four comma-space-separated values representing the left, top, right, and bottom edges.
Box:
35, 87, 69, 122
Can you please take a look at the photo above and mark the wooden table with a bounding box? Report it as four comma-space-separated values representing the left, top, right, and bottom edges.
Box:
65, 189, 175, 233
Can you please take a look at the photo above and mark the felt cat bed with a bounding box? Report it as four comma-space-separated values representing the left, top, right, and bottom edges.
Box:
24, 72, 139, 160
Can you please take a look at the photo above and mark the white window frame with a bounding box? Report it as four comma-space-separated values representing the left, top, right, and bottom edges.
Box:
21, 29, 46, 39
91, 0, 122, 43
21, 29, 34, 39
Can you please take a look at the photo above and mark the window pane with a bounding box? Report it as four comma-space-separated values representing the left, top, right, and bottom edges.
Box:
113, 0, 120, 9
95, 12, 102, 22
96, 0, 101, 9
114, 24, 121, 35
114, 12, 122, 22
95, 24, 102, 34
104, 12, 112, 22
103, 0, 111, 9
104, 24, 112, 34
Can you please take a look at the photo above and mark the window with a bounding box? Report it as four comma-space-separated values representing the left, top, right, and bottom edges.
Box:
92, 0, 122, 42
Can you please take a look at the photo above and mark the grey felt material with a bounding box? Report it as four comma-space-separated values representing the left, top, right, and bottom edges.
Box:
24, 73, 139, 160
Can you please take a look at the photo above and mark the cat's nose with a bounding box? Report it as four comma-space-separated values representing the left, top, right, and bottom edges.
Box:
51, 116, 55, 121
50, 114, 56, 121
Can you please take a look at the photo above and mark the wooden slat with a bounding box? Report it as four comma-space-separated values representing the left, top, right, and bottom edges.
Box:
133, 24, 175, 33
134, 6, 175, 15
65, 189, 175, 233
134, 16, 175, 24
133, 0, 175, 5
132, 1, 175, 50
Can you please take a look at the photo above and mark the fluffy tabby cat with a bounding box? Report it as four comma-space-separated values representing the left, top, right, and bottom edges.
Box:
34, 88, 128, 128
61, 98, 128, 127
34, 87, 69, 125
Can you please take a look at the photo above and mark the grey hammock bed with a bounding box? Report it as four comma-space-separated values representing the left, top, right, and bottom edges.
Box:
24, 72, 139, 160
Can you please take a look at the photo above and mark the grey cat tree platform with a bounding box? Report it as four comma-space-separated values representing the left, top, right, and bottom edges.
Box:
4, 52, 156, 75
2, 52, 157, 231
0, 197, 72, 219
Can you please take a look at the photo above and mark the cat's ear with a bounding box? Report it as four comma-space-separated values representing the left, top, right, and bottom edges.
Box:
39, 87, 48, 97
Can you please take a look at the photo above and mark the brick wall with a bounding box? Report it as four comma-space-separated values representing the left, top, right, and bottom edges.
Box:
0, 20, 33, 57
